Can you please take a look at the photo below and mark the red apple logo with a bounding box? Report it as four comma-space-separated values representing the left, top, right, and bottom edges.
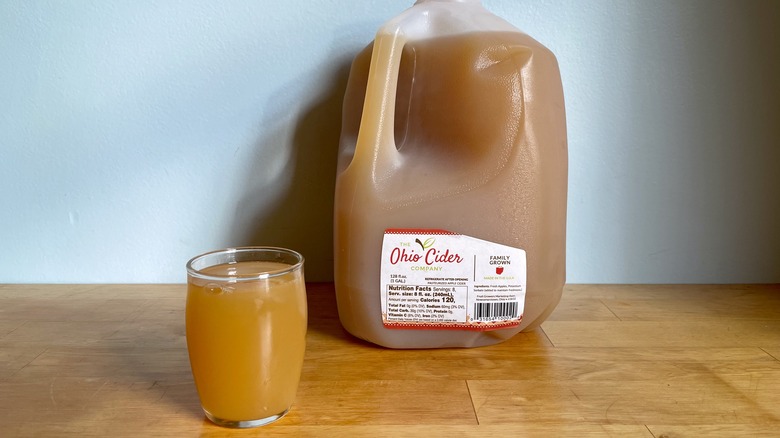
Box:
496, 266, 504, 275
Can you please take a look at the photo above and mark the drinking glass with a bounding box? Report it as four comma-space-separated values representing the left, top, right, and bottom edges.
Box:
185, 247, 307, 428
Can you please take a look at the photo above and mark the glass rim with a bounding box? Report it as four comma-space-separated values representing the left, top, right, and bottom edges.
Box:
186, 246, 304, 282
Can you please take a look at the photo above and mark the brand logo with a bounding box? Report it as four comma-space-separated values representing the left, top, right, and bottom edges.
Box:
496, 266, 504, 275
389, 237, 464, 266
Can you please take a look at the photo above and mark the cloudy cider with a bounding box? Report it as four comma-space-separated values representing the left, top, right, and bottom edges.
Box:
186, 261, 307, 421
334, 0, 567, 348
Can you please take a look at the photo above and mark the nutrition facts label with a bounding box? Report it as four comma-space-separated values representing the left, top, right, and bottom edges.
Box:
380, 229, 526, 331
385, 284, 469, 324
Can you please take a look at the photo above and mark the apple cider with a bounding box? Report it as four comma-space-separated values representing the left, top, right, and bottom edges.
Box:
334, 0, 567, 348
186, 257, 306, 426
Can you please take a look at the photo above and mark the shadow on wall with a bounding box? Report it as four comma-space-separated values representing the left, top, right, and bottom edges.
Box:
230, 58, 354, 282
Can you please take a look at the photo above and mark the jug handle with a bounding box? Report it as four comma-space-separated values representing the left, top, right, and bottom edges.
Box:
351, 28, 405, 177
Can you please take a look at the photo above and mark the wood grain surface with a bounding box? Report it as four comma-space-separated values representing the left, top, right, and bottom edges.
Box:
0, 283, 778, 437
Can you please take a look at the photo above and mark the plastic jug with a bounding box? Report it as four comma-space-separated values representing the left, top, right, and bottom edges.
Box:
334, 0, 567, 348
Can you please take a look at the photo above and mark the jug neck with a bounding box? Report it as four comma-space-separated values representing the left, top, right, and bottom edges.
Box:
414, 0, 482, 4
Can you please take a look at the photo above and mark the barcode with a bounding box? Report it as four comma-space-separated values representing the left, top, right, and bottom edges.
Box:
474, 302, 518, 321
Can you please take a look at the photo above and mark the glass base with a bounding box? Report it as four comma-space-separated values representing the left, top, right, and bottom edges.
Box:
203, 407, 289, 428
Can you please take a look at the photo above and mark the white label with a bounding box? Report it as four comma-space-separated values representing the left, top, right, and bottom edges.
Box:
380, 229, 526, 331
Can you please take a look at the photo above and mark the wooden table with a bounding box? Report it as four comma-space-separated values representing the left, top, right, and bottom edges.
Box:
1, 283, 778, 437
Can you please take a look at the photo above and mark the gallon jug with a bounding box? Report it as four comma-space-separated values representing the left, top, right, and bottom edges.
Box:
334, 0, 567, 348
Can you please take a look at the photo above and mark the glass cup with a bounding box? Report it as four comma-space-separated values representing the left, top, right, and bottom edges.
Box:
185, 247, 307, 428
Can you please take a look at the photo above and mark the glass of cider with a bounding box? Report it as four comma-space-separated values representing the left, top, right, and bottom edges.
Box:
185, 247, 307, 428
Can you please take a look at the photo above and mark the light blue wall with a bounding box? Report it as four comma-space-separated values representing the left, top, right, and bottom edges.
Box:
2, 0, 779, 283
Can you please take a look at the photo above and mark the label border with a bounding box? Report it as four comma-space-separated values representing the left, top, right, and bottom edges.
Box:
380, 228, 526, 332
